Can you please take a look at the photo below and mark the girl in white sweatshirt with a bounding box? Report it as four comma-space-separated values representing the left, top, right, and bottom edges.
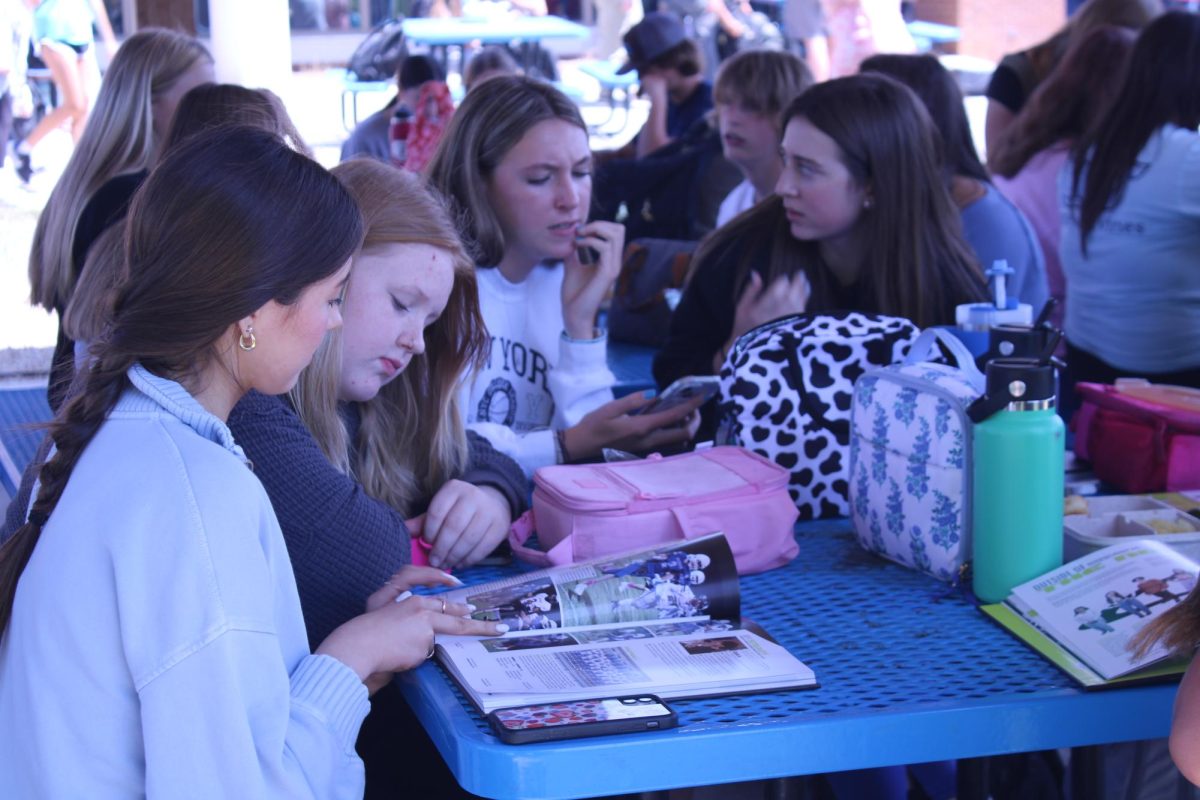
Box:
428, 75, 701, 476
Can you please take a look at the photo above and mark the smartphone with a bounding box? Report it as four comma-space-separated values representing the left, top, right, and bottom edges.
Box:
634, 375, 721, 416
576, 245, 600, 266
487, 695, 678, 744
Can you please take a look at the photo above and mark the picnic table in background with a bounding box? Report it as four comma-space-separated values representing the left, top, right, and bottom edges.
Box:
401, 15, 591, 73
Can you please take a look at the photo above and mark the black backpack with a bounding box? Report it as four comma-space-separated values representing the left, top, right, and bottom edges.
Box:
594, 118, 742, 242
347, 17, 408, 82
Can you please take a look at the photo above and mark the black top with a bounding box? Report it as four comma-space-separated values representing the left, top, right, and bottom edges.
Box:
984, 61, 1027, 114
654, 235, 868, 440
666, 81, 714, 140
48, 171, 149, 413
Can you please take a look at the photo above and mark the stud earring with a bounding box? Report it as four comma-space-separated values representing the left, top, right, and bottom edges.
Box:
863, 198, 873, 210
239, 328, 256, 352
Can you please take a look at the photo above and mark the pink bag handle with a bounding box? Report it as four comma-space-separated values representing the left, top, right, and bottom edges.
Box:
507, 510, 555, 567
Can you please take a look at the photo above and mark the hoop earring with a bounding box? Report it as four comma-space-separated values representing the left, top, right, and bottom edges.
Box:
239, 329, 256, 352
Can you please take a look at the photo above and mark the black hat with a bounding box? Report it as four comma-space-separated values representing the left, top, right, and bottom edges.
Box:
618, 12, 687, 75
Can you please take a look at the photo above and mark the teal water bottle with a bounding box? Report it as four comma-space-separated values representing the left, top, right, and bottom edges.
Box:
968, 358, 1064, 603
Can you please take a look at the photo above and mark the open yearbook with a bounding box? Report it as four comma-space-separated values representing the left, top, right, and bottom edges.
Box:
433, 533, 817, 713
981, 539, 1196, 688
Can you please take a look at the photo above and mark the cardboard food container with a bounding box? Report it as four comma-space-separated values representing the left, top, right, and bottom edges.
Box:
1064, 493, 1200, 563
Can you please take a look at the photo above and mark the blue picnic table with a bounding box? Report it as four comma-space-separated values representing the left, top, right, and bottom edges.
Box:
397, 518, 1179, 799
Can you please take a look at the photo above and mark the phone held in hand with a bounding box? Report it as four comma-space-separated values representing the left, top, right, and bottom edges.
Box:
487, 695, 678, 744
576, 245, 601, 266
634, 375, 721, 416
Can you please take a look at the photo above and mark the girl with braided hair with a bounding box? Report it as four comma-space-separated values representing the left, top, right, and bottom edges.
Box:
0, 125, 504, 797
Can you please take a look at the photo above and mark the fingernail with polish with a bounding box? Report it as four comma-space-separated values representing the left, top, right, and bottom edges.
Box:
445, 572, 464, 585
466, 603, 477, 612
495, 623, 510, 633
394, 590, 413, 604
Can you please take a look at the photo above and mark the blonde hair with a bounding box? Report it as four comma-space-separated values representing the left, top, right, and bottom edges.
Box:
425, 75, 586, 267
291, 160, 488, 514
28, 29, 212, 313
714, 49, 813, 130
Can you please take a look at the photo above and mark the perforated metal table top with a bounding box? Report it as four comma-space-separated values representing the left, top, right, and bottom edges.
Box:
396, 519, 1179, 800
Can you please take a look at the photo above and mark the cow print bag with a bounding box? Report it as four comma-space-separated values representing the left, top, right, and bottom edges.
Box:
714, 312, 920, 519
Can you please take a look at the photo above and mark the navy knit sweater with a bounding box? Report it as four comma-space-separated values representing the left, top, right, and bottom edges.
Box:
225, 391, 528, 647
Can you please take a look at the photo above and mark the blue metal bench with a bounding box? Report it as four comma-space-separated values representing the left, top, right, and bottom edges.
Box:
0, 384, 51, 508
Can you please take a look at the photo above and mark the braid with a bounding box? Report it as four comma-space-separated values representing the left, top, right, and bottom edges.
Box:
0, 351, 135, 632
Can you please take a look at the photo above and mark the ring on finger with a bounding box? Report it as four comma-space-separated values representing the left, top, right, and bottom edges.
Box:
425, 642, 436, 660
439, 597, 447, 615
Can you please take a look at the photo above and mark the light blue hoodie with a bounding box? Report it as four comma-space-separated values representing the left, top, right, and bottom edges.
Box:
0, 365, 370, 798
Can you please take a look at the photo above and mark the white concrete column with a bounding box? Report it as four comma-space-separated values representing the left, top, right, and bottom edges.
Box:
207, 0, 292, 94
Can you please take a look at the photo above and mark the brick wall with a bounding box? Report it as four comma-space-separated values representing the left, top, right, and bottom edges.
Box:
914, 0, 1067, 62
135, 0, 196, 34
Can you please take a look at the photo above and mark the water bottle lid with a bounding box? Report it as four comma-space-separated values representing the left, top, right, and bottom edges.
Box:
986, 357, 1056, 403
967, 358, 1056, 422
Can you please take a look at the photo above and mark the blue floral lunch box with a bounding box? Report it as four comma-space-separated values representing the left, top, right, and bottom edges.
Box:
848, 345, 983, 583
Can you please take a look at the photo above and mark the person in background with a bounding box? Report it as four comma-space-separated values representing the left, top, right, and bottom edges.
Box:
988, 26, 1135, 335
782, 0, 830, 81
983, 0, 1160, 161
60, 83, 310, 363
427, 76, 702, 476
823, 0, 915, 79
13, 0, 117, 182
340, 53, 444, 163
0, 0, 32, 176
2, 83, 313, 547
228, 160, 527, 799
404, 77, 454, 174
1060, 10, 1200, 389
618, 12, 713, 159
0, 124, 506, 798
712, 49, 812, 228
655, 73, 987, 439
463, 45, 520, 93
27, 28, 213, 413
861, 53, 1049, 313
592, 0, 643, 61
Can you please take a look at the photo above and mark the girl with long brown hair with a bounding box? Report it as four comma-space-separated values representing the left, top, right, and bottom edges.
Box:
987, 26, 1135, 334
1060, 10, 1200, 388
0, 127, 503, 796
983, 0, 1161, 157
427, 75, 701, 476
655, 73, 987, 437
860, 53, 1048, 314
28, 28, 214, 412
